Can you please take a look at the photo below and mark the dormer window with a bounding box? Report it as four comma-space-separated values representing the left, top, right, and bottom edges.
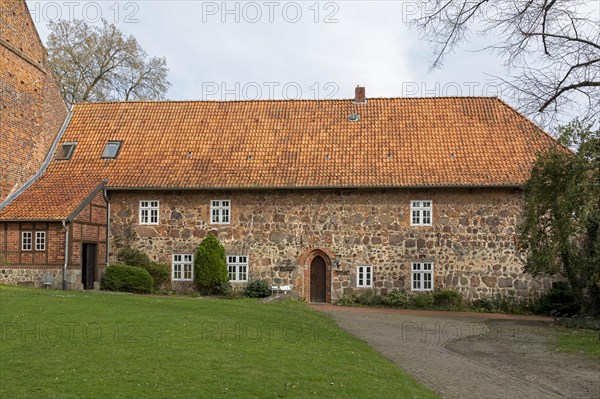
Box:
56, 142, 76, 160
102, 141, 122, 159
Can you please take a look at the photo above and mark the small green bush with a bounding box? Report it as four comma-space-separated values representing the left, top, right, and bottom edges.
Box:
118, 246, 152, 268
244, 280, 271, 298
433, 290, 463, 310
355, 289, 385, 306
410, 293, 434, 309
118, 246, 170, 291
384, 289, 409, 308
144, 262, 170, 291
225, 286, 245, 299
215, 281, 233, 296
496, 293, 527, 314
101, 263, 153, 293
336, 293, 357, 306
471, 297, 494, 312
470, 293, 534, 314
194, 235, 229, 294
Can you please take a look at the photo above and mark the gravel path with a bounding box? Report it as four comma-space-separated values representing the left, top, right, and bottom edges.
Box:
313, 305, 600, 399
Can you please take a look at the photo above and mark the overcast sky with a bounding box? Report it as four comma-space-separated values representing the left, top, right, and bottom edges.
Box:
26, 1, 539, 104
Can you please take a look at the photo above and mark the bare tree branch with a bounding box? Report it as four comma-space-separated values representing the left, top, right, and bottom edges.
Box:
47, 19, 171, 106
411, 0, 600, 128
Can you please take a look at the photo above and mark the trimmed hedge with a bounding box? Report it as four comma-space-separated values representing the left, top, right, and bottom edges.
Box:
194, 235, 229, 294
101, 263, 154, 293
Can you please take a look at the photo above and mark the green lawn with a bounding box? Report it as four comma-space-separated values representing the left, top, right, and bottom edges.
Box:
0, 286, 437, 398
552, 327, 600, 359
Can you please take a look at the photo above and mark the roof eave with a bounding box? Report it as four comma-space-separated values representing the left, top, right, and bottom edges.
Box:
105, 183, 525, 191
0, 218, 67, 223
65, 179, 108, 221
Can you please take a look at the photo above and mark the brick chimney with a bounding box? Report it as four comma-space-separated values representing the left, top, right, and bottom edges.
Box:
354, 86, 366, 103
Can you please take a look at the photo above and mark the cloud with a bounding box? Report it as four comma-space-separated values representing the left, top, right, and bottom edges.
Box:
27, 0, 507, 101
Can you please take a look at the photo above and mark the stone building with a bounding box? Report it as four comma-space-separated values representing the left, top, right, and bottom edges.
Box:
0, 90, 562, 301
0, 0, 68, 202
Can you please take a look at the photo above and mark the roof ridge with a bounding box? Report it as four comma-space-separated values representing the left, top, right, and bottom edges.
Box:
72, 96, 501, 107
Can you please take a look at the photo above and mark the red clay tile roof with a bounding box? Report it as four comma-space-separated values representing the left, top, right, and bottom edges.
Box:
0, 176, 105, 221
1, 97, 562, 220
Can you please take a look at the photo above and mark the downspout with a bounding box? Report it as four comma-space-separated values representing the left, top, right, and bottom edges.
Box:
62, 220, 69, 290
103, 188, 110, 267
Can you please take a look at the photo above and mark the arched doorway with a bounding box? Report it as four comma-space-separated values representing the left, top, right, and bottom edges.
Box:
310, 256, 327, 302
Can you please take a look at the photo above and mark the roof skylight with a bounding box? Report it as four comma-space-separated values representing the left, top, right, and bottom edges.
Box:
102, 141, 122, 159
55, 142, 76, 160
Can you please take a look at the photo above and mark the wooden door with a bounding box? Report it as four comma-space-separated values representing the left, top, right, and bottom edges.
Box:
310, 256, 326, 302
82, 243, 97, 290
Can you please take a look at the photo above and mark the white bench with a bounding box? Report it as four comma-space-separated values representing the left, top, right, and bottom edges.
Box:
271, 285, 291, 295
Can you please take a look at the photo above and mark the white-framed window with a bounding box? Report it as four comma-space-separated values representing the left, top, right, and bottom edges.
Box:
357, 265, 372, 288
411, 262, 433, 291
21, 232, 32, 251
139, 200, 159, 225
211, 200, 230, 224
227, 255, 248, 282
172, 254, 194, 281
411, 200, 432, 226
35, 232, 46, 251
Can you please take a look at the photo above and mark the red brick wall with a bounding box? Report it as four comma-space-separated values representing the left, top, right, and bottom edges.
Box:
0, 221, 65, 287
0, 222, 65, 288
70, 191, 108, 282
0, 191, 108, 288
0, 222, 65, 266
0, 0, 67, 201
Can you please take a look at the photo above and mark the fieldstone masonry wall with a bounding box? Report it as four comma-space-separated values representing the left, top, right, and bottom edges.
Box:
109, 188, 552, 301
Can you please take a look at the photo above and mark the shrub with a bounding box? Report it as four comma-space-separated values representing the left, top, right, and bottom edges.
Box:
336, 293, 356, 306
355, 289, 385, 306
535, 282, 580, 316
144, 262, 170, 291
101, 263, 153, 293
194, 235, 229, 294
384, 289, 409, 308
118, 246, 170, 291
433, 290, 464, 310
470, 293, 534, 315
410, 293, 434, 309
553, 316, 600, 330
244, 280, 271, 298
118, 246, 152, 268
216, 281, 233, 296
225, 285, 245, 299
471, 297, 494, 312
496, 293, 528, 314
